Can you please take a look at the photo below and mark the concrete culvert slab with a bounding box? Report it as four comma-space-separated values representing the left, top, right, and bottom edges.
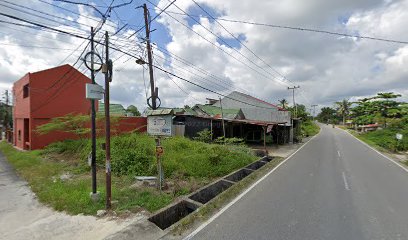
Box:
261, 156, 274, 162
148, 200, 198, 230
245, 160, 267, 171
189, 180, 234, 204
224, 168, 254, 182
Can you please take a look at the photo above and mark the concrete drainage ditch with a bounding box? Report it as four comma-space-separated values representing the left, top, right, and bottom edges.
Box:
224, 168, 254, 182
189, 180, 234, 204
245, 159, 267, 171
148, 156, 274, 230
148, 200, 199, 230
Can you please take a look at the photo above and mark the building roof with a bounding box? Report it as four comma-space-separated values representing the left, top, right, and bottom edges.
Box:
212, 91, 284, 111
192, 104, 243, 119
98, 102, 126, 116
145, 109, 173, 116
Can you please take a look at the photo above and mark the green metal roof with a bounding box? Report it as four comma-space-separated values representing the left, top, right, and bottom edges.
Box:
195, 104, 240, 115
146, 109, 174, 116
98, 102, 126, 116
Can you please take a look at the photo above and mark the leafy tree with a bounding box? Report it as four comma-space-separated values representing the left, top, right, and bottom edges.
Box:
317, 107, 337, 123
0, 103, 12, 129
351, 92, 403, 127
278, 99, 288, 109
335, 99, 352, 125
36, 113, 120, 137
126, 105, 141, 116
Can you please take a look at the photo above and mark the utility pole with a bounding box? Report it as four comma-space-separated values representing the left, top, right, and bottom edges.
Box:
311, 104, 318, 121
142, 4, 164, 191
288, 86, 300, 118
90, 27, 98, 200
103, 31, 112, 209
2, 90, 9, 142
219, 97, 226, 139
143, 3, 157, 110
287, 86, 300, 144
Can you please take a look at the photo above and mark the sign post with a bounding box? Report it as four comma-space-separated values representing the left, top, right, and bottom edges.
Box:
147, 109, 174, 192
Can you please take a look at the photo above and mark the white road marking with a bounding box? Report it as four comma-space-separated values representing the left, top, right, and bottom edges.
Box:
183, 130, 322, 240
342, 130, 408, 173
342, 172, 350, 190
337, 151, 341, 157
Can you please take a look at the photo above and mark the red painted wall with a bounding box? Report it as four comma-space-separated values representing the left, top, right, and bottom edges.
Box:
13, 65, 94, 150
115, 117, 147, 134
13, 65, 147, 150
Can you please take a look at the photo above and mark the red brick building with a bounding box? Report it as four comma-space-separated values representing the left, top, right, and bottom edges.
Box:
13, 64, 93, 150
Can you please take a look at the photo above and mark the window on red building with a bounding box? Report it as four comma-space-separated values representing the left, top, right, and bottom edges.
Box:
23, 84, 29, 98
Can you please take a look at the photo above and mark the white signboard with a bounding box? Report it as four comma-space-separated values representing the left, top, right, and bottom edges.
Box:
147, 115, 173, 136
396, 133, 403, 140
86, 83, 104, 100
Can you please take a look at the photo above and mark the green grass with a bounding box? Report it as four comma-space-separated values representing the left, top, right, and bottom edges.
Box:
301, 120, 320, 137
0, 133, 257, 215
356, 128, 408, 152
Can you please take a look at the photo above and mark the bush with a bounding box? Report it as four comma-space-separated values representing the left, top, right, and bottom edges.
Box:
361, 128, 408, 152
193, 129, 212, 143
213, 137, 244, 145
43, 133, 257, 178
301, 120, 320, 137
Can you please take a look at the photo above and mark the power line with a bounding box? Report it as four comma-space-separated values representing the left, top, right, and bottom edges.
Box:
0, 42, 82, 51
162, 10, 408, 45
153, 64, 285, 111
0, 0, 94, 29
162, 0, 287, 83
190, 0, 297, 86
146, 0, 289, 89
126, 0, 177, 39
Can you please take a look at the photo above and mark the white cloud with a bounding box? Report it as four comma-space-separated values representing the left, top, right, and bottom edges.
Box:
0, 0, 407, 114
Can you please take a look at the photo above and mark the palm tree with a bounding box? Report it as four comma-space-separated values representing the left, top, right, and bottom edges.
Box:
335, 99, 352, 125
279, 99, 288, 109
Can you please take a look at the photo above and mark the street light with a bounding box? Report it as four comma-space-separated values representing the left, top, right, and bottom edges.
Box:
136, 58, 147, 65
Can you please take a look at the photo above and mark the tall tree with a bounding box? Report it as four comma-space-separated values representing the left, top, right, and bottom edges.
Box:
335, 99, 352, 125
317, 107, 337, 123
278, 99, 288, 109
350, 92, 403, 127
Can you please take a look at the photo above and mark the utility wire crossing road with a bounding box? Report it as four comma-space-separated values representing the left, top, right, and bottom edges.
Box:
186, 124, 408, 240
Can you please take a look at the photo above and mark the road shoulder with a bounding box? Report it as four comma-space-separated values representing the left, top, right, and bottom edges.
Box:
0, 150, 145, 240
339, 128, 408, 172
166, 131, 321, 240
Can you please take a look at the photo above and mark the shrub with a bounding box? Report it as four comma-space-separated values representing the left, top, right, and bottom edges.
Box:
193, 129, 212, 143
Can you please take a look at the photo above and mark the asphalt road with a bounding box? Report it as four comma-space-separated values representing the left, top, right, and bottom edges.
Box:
188, 124, 408, 240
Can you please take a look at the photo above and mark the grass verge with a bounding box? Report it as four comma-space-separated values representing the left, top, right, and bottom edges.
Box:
0, 133, 257, 216
169, 157, 284, 236
345, 129, 408, 167
302, 120, 320, 137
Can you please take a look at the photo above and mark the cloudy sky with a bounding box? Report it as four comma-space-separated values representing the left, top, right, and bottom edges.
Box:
0, 0, 407, 113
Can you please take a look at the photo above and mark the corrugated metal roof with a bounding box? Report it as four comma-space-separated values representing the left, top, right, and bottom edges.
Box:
98, 102, 126, 116
146, 109, 173, 116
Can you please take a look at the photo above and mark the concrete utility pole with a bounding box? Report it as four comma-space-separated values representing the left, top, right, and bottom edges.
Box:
3, 90, 10, 141
311, 104, 318, 121
219, 97, 226, 139
103, 31, 112, 209
90, 27, 98, 200
287, 86, 300, 144
288, 86, 300, 118
143, 3, 157, 110
142, 4, 164, 191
